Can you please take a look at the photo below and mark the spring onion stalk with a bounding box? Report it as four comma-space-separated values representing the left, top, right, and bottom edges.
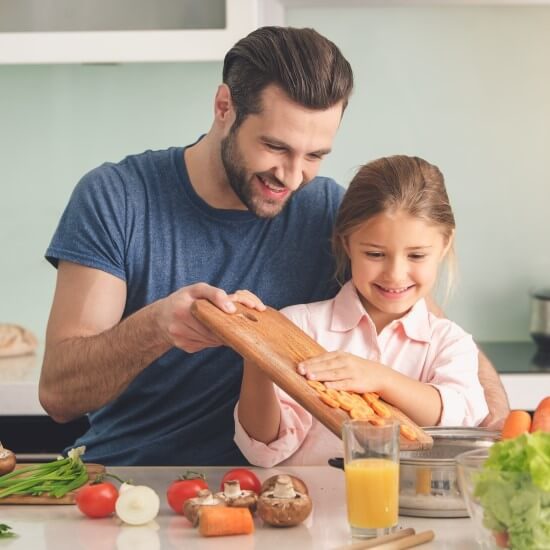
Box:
0, 446, 88, 499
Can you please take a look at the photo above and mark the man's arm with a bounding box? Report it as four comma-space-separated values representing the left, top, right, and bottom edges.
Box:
425, 296, 509, 429
477, 347, 509, 429
39, 261, 264, 423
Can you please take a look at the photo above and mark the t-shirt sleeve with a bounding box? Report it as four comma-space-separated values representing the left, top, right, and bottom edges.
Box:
427, 321, 489, 426
45, 164, 127, 281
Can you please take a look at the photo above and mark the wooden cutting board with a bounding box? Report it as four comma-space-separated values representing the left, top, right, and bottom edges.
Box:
0, 463, 105, 504
192, 300, 433, 450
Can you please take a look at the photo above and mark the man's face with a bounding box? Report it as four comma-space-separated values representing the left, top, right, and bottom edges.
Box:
221, 85, 343, 218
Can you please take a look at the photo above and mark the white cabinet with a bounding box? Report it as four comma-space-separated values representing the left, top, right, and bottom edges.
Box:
0, 0, 279, 64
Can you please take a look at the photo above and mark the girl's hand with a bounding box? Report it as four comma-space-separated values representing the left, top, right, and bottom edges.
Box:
297, 351, 389, 394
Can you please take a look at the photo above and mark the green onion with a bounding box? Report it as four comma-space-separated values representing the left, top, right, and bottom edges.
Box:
0, 446, 88, 499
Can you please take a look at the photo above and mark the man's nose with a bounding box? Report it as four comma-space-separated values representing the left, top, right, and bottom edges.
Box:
280, 158, 304, 191
386, 257, 408, 281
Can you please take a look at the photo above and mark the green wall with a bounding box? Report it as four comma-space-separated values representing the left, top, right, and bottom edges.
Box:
1, 6, 549, 344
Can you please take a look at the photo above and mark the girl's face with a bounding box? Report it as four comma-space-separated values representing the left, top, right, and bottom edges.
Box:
344, 210, 451, 332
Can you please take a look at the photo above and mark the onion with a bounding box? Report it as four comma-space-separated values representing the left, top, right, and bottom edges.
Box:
115, 485, 160, 526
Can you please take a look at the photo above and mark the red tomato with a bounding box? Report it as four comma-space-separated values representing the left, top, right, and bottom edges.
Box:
166, 474, 208, 515
220, 468, 261, 494
75, 481, 118, 518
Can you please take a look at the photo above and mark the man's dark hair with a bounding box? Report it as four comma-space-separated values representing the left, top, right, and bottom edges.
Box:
223, 26, 354, 128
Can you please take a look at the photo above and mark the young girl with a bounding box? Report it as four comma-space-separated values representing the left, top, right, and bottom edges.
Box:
235, 155, 489, 466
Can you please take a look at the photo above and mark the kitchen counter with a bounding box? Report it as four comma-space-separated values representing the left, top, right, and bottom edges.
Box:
0, 465, 477, 550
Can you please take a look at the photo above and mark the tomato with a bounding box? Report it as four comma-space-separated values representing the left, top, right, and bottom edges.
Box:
76, 481, 118, 518
220, 468, 261, 494
166, 472, 208, 515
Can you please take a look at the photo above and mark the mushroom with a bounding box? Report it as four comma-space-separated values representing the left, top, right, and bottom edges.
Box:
257, 474, 312, 527
260, 474, 309, 495
215, 479, 258, 514
0, 442, 16, 476
183, 489, 226, 526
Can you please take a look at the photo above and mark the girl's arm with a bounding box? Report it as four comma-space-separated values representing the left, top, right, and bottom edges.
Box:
298, 353, 442, 426
237, 360, 281, 444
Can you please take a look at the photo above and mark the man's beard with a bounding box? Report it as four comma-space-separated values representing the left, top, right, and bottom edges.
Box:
220, 130, 295, 219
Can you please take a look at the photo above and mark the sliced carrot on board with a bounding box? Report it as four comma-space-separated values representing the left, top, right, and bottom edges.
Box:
325, 388, 341, 401
319, 392, 340, 408
368, 416, 386, 426
306, 379, 327, 393
350, 405, 375, 420
400, 425, 418, 441
336, 391, 356, 411
362, 392, 380, 406
370, 400, 391, 418
199, 506, 254, 537
501, 410, 532, 439
531, 396, 550, 433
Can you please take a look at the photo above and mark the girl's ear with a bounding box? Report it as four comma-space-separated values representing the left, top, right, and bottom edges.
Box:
440, 229, 455, 260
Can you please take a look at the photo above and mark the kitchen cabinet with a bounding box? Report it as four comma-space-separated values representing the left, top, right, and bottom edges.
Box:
0, 0, 274, 64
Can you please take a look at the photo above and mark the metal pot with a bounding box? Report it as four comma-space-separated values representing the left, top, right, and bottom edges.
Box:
399, 427, 499, 518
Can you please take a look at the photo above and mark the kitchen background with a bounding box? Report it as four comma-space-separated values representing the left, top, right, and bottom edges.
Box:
1, 2, 550, 348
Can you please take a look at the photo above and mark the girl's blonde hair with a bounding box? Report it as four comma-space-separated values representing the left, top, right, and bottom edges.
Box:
333, 155, 457, 300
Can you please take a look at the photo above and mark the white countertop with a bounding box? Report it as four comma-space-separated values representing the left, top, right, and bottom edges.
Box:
0, 349, 46, 415
1, 466, 478, 550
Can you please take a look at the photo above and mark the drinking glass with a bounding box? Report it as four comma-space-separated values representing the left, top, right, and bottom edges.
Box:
342, 419, 400, 538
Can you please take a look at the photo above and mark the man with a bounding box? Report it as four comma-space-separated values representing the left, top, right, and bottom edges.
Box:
39, 26, 507, 466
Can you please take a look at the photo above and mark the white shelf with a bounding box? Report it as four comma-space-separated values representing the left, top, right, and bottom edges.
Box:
0, 0, 263, 64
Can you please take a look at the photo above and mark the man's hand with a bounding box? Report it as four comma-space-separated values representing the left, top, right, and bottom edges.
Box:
156, 283, 266, 353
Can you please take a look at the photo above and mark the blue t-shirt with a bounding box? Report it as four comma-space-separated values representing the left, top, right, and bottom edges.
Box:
46, 145, 344, 465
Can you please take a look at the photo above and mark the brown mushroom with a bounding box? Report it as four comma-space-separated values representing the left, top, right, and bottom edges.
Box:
215, 479, 258, 514
260, 474, 309, 495
183, 489, 225, 526
0, 442, 16, 476
257, 474, 312, 527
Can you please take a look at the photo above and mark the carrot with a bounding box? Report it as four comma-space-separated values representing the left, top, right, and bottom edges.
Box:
400, 425, 418, 441
501, 410, 532, 439
198, 506, 254, 537
319, 392, 340, 408
531, 396, 550, 433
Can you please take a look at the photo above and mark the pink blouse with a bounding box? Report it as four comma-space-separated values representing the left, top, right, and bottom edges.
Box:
234, 281, 489, 467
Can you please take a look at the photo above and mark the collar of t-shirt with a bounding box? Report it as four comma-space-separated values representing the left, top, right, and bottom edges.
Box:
330, 281, 432, 343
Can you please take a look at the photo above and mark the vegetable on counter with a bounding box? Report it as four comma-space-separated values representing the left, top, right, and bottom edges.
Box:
257, 474, 312, 527
215, 479, 258, 513
198, 506, 254, 537
531, 396, 550, 433
183, 489, 225, 526
115, 484, 160, 526
166, 471, 208, 515
474, 431, 550, 550
76, 474, 119, 518
0, 442, 16, 476
501, 410, 532, 440
0, 446, 87, 499
220, 468, 261, 495
0, 523, 16, 538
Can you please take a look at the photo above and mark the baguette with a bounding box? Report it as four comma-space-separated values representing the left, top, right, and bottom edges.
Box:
0, 324, 38, 358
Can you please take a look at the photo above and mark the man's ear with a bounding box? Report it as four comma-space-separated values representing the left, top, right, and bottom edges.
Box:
214, 84, 236, 125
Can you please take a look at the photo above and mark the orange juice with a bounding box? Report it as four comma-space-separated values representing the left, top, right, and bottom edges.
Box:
345, 457, 399, 528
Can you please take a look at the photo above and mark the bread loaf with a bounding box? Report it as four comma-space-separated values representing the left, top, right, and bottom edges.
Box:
0, 324, 38, 358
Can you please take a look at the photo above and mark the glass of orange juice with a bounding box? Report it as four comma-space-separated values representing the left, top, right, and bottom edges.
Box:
342, 419, 400, 538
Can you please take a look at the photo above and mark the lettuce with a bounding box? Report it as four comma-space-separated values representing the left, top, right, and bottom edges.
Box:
474, 432, 550, 550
